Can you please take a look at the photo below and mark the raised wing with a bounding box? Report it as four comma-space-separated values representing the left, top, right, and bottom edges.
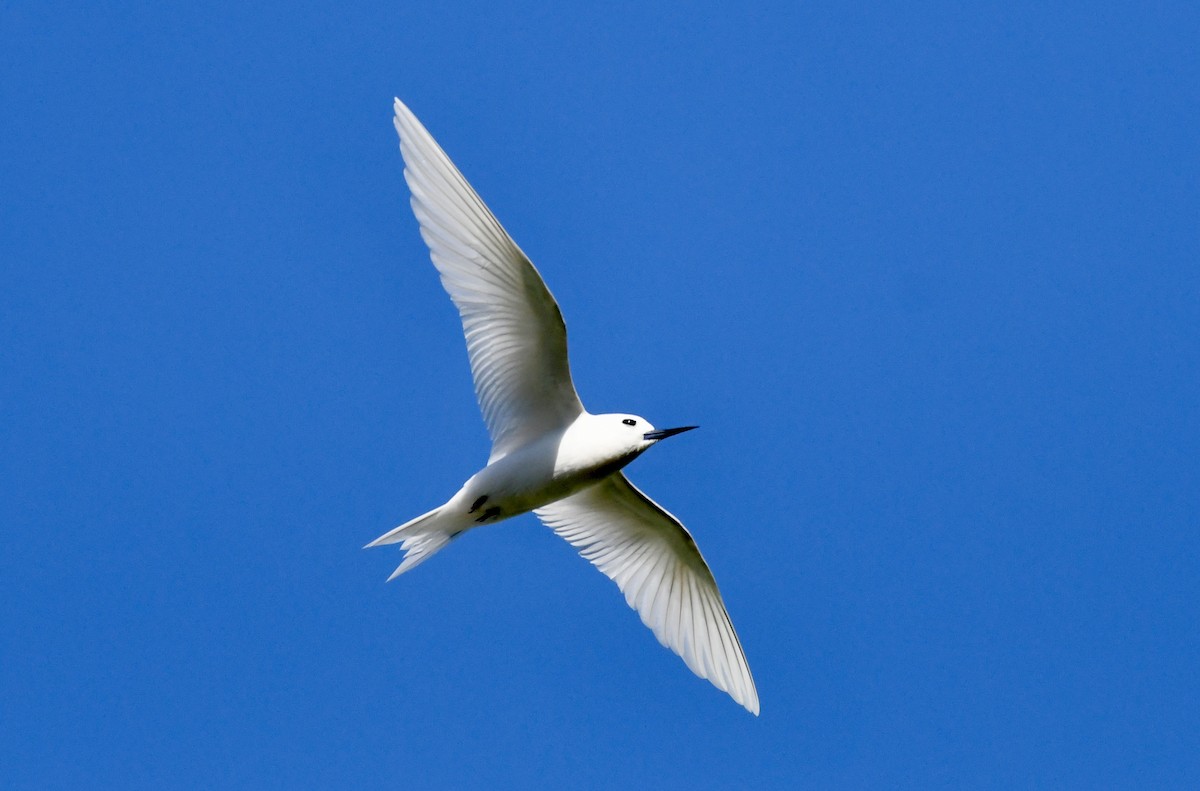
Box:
535, 473, 759, 714
393, 98, 585, 460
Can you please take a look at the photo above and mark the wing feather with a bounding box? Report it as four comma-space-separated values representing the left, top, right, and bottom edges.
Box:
536, 473, 759, 714
393, 99, 584, 460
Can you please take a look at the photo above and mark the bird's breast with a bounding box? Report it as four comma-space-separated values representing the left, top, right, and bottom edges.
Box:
464, 436, 639, 521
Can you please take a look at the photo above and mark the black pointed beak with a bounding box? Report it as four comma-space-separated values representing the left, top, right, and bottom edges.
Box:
643, 425, 698, 441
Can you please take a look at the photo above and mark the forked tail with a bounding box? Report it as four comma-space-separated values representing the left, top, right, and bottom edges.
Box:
364, 506, 461, 580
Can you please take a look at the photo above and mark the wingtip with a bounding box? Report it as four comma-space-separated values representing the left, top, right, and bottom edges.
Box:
740, 678, 761, 716
734, 675, 761, 716
727, 683, 759, 716
363, 531, 393, 549
393, 97, 419, 142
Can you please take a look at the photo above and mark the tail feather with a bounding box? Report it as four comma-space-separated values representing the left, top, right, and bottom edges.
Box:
365, 506, 461, 580
386, 530, 457, 580
364, 507, 443, 548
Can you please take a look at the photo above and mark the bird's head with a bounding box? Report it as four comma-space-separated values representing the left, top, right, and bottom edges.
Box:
558, 413, 699, 478
598, 413, 698, 456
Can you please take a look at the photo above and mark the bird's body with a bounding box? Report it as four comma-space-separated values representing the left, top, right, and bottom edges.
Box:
367, 412, 651, 559
371, 98, 759, 714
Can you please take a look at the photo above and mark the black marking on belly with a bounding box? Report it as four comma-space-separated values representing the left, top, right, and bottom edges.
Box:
469, 495, 489, 513
474, 506, 502, 523
449, 529, 464, 539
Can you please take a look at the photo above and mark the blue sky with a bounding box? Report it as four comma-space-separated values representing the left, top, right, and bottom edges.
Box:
2, 1, 1197, 788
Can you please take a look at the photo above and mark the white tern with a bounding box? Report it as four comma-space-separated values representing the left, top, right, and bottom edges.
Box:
368, 98, 759, 715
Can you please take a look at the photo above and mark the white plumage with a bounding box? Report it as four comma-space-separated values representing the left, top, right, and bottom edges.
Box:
371, 98, 758, 715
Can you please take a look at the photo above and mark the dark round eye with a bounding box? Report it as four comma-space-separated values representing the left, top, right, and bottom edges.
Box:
622, 418, 636, 426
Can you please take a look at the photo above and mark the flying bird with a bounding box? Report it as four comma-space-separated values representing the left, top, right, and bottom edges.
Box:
369, 98, 758, 715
